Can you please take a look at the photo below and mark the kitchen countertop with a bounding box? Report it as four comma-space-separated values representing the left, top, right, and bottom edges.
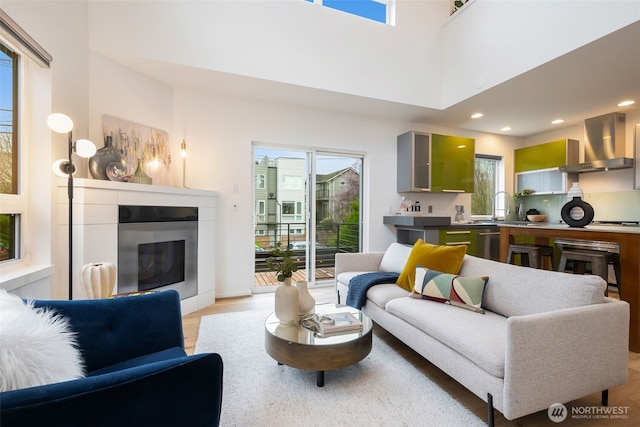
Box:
395, 223, 502, 229
385, 214, 640, 234
495, 222, 640, 234
383, 215, 451, 227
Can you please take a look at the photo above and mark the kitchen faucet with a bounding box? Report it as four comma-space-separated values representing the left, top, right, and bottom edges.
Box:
492, 191, 512, 221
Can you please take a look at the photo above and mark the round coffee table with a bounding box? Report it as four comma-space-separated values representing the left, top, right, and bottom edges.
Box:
264, 304, 373, 387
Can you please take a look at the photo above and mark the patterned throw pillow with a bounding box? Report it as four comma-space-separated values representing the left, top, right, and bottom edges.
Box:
410, 267, 488, 313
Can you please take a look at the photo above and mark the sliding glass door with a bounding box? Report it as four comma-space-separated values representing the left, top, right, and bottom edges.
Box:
253, 147, 362, 292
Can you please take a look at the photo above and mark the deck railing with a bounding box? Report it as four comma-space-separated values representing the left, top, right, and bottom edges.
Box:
254, 222, 359, 285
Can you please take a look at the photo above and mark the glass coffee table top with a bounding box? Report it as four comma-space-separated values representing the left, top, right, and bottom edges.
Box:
264, 303, 373, 386
265, 303, 372, 345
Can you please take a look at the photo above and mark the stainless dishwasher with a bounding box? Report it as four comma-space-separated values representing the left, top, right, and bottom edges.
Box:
476, 228, 501, 262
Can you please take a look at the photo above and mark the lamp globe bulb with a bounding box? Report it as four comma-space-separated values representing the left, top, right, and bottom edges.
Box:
75, 139, 97, 158
52, 159, 76, 177
47, 113, 74, 134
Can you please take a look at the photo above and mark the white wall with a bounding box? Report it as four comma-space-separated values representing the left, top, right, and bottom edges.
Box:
173, 89, 402, 296
89, 52, 177, 186
442, 0, 640, 107
4, 1, 92, 161
88, 0, 640, 111
87, 0, 448, 108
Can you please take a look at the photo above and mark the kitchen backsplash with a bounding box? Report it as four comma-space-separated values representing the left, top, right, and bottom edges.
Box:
523, 191, 640, 223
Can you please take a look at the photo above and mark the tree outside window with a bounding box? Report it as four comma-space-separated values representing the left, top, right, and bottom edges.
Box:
472, 155, 499, 216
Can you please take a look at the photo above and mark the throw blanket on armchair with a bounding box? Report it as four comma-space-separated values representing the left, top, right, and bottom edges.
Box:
346, 272, 400, 309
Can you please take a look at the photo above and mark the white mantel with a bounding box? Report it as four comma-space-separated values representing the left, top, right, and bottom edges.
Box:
57, 178, 217, 315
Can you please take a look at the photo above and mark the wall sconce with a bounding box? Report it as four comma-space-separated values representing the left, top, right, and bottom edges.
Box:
48, 113, 97, 300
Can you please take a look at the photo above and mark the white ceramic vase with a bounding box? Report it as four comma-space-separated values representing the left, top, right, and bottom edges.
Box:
274, 278, 299, 325
566, 182, 584, 201
79, 262, 116, 299
296, 280, 315, 315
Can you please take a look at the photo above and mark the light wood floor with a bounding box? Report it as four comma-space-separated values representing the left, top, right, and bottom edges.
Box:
182, 287, 640, 426
253, 267, 335, 287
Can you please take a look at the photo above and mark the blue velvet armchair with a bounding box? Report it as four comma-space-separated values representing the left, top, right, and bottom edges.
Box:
0, 290, 223, 427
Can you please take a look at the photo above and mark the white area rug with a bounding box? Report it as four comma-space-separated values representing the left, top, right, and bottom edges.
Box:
195, 310, 484, 427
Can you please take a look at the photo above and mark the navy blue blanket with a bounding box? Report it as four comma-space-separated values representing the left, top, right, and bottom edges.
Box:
346, 272, 400, 309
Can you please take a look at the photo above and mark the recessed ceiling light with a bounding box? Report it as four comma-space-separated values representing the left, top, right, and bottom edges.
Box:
471, 113, 484, 119
617, 100, 635, 107
501, 127, 512, 132
551, 119, 565, 125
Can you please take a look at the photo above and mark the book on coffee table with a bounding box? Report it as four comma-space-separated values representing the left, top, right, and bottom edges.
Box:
317, 312, 363, 336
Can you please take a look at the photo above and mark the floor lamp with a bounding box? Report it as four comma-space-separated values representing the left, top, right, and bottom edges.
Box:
48, 113, 96, 300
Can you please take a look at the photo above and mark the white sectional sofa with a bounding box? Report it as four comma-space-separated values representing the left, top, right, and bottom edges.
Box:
335, 243, 629, 425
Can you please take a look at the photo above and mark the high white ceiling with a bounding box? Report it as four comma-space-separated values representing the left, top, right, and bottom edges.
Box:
123, 20, 640, 138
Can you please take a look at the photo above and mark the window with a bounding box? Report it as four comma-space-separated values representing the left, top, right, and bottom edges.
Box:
306, 0, 394, 25
1, 44, 17, 194
256, 200, 266, 222
282, 175, 303, 190
255, 173, 265, 189
282, 201, 303, 221
472, 155, 500, 217
0, 214, 17, 261
0, 12, 53, 283
0, 41, 19, 262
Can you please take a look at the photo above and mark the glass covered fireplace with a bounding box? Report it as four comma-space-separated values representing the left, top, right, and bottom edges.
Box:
118, 205, 198, 300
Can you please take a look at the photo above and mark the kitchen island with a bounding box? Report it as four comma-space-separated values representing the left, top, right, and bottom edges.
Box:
499, 223, 640, 352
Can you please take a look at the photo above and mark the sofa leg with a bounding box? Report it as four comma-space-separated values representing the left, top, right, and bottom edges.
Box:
487, 393, 494, 427
602, 389, 609, 406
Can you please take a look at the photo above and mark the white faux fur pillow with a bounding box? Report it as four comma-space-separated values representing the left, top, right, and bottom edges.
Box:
0, 290, 85, 392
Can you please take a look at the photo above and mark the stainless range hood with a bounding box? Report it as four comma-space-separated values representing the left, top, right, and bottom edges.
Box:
559, 112, 634, 173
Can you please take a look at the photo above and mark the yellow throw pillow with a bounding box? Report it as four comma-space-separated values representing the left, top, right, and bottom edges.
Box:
396, 240, 467, 291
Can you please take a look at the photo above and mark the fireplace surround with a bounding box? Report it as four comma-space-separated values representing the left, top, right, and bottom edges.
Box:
118, 205, 198, 300
56, 179, 217, 314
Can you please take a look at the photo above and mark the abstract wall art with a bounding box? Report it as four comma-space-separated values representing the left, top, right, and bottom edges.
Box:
101, 115, 173, 186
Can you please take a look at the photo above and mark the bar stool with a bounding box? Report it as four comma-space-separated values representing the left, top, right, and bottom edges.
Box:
506, 244, 556, 270
558, 248, 621, 297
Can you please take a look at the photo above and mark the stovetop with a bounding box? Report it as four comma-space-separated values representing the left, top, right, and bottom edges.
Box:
591, 220, 640, 227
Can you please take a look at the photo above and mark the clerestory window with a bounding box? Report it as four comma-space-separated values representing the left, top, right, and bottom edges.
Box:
305, 0, 394, 25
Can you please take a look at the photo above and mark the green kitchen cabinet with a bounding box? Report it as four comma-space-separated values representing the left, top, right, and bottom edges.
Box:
514, 139, 578, 172
431, 134, 475, 193
514, 139, 578, 195
394, 225, 499, 260
439, 229, 477, 256
397, 131, 475, 193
